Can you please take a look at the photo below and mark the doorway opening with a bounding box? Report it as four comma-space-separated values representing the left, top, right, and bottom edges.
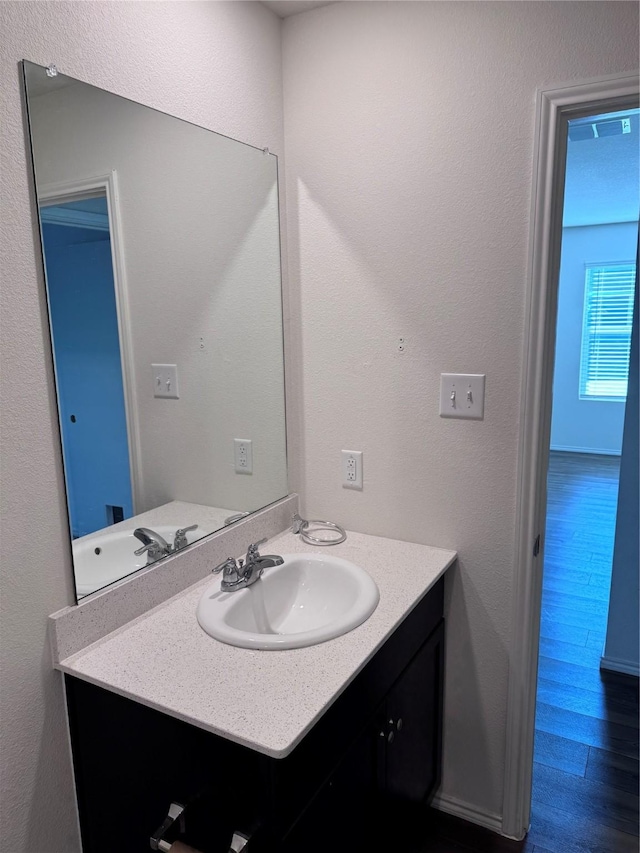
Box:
40, 191, 134, 538
530, 107, 639, 846
502, 73, 639, 846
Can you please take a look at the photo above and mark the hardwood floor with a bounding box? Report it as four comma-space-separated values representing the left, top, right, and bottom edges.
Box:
529, 452, 638, 851
407, 451, 638, 852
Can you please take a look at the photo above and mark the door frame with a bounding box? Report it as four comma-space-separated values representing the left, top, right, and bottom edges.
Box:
38, 171, 143, 516
501, 71, 639, 841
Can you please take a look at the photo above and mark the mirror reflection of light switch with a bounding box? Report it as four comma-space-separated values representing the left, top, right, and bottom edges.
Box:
152, 364, 179, 399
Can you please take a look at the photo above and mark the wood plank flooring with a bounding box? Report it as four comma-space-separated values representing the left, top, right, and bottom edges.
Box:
408, 451, 638, 852
529, 452, 638, 850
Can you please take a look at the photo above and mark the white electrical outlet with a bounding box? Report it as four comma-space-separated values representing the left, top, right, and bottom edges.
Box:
439, 373, 486, 419
234, 438, 253, 474
152, 364, 179, 399
342, 450, 363, 490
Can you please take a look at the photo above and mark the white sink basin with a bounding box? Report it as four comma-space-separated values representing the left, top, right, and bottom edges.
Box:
73, 525, 203, 597
196, 553, 380, 650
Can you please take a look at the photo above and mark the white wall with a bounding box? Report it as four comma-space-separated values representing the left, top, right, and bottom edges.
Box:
28, 81, 287, 516
0, 3, 284, 850
281, 0, 639, 826
2, 3, 639, 847
550, 223, 638, 455
603, 261, 639, 674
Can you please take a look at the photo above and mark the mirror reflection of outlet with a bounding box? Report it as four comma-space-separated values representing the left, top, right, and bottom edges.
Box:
342, 450, 363, 490
234, 438, 253, 474
152, 364, 179, 399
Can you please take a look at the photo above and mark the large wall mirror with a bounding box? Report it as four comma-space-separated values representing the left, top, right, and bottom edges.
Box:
22, 61, 288, 601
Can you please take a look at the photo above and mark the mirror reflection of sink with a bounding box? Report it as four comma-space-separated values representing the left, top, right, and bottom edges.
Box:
197, 553, 380, 650
73, 525, 203, 597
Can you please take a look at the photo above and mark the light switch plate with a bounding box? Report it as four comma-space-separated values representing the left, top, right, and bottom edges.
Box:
439, 373, 485, 419
152, 364, 179, 399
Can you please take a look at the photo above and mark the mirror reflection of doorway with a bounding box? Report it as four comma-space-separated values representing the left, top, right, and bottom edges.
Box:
40, 193, 133, 538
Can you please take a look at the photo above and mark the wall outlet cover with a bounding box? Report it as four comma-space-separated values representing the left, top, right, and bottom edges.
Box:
342, 449, 363, 490
234, 438, 253, 474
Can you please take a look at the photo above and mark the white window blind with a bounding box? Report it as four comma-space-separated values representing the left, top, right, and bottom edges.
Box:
579, 263, 636, 401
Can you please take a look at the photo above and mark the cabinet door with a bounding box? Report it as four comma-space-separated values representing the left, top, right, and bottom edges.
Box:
278, 715, 382, 852
66, 676, 268, 853
384, 620, 444, 803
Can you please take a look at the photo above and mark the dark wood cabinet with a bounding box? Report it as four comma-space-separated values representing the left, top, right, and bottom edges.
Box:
384, 621, 444, 804
278, 619, 445, 852
66, 577, 445, 853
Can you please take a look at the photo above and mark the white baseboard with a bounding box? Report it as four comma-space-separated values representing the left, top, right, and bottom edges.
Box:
600, 655, 640, 677
549, 444, 621, 456
430, 792, 505, 836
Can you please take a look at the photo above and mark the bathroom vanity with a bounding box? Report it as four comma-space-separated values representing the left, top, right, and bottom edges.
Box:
53, 528, 456, 853
26, 60, 456, 850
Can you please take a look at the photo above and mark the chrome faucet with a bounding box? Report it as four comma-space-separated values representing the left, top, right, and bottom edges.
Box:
133, 525, 198, 565
212, 538, 284, 592
134, 528, 172, 563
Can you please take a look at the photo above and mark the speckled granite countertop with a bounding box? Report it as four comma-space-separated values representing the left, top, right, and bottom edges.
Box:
57, 530, 456, 758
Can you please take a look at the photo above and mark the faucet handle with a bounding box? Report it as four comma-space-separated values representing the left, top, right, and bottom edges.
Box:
176, 524, 198, 536
212, 557, 237, 575
246, 538, 267, 562
173, 524, 198, 550
212, 557, 241, 587
134, 542, 165, 559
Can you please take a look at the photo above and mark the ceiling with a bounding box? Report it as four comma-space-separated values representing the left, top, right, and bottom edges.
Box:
563, 109, 639, 227
26, 17, 637, 230
262, 1, 336, 18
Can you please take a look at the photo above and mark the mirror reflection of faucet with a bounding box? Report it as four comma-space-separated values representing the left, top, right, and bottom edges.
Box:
133, 525, 198, 565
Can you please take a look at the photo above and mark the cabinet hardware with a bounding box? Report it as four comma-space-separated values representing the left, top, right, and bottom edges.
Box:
397, 718, 403, 731
150, 801, 185, 851
229, 830, 251, 853
387, 731, 395, 744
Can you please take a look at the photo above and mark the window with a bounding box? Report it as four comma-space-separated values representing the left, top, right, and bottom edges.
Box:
579, 263, 636, 401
